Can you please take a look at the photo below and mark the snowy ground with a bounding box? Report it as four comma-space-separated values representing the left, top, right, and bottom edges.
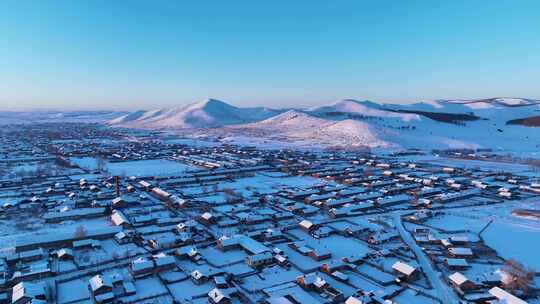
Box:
70, 157, 196, 176
426, 198, 540, 270
0, 217, 112, 252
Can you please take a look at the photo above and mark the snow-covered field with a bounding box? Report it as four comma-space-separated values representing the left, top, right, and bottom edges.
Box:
70, 157, 195, 176
106, 160, 194, 176
427, 200, 540, 270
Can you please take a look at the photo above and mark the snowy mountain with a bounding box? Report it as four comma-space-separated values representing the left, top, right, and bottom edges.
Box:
309, 99, 419, 122
245, 109, 329, 129
353, 97, 540, 152
384, 97, 540, 125
443, 97, 540, 107
225, 109, 390, 148
109, 98, 283, 129
108, 97, 540, 152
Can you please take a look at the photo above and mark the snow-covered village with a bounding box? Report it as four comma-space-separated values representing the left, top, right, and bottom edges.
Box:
0, 121, 539, 304
3, 1, 540, 303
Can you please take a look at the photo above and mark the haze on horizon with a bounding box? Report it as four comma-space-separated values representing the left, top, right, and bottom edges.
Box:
1, 0, 539, 111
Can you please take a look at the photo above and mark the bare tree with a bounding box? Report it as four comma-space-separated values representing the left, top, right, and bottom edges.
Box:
74, 225, 88, 239
411, 191, 420, 207
55, 156, 71, 168
96, 155, 106, 172
223, 188, 236, 196
503, 258, 534, 294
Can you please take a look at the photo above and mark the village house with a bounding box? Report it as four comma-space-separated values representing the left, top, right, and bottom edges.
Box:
54, 248, 73, 260
151, 187, 171, 201
129, 257, 154, 278
110, 210, 130, 227
368, 231, 399, 245
73, 239, 101, 250
113, 231, 130, 244
245, 252, 274, 268
296, 273, 344, 303
190, 269, 209, 284
175, 246, 201, 262
489, 287, 528, 304
199, 212, 215, 225
88, 274, 114, 303
138, 180, 153, 191
298, 219, 315, 232
392, 261, 419, 282
321, 260, 353, 274
445, 258, 469, 271
216, 235, 270, 255
213, 276, 229, 289
448, 272, 476, 295
208, 287, 236, 304
149, 234, 178, 250
448, 247, 474, 259
308, 248, 332, 261
153, 253, 176, 271
11, 281, 47, 304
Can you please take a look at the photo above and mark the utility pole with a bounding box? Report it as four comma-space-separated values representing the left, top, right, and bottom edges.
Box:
115, 175, 121, 197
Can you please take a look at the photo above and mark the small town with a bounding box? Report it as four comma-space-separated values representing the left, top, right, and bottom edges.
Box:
3, 1, 540, 303
0, 123, 538, 304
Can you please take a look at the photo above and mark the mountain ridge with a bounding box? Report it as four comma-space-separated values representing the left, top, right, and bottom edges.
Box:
105, 96, 540, 151
108, 96, 540, 130
109, 98, 284, 129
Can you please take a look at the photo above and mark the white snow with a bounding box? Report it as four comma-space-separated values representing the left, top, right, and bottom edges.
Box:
310, 99, 420, 122
229, 111, 390, 148
40, 96, 538, 152
110, 98, 282, 129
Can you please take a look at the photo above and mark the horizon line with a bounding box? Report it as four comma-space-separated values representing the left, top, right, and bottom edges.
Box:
0, 95, 537, 112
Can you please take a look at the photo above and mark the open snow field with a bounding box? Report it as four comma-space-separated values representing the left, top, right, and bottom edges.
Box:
427, 199, 540, 270
483, 221, 540, 270
425, 157, 535, 174
70, 157, 195, 176
182, 172, 330, 198
106, 159, 194, 176
0, 217, 112, 252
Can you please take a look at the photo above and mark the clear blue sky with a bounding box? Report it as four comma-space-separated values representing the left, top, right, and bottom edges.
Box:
1, 0, 539, 110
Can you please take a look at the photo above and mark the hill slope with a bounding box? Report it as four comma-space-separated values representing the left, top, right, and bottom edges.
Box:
227, 109, 391, 148
110, 98, 283, 129
109, 97, 540, 152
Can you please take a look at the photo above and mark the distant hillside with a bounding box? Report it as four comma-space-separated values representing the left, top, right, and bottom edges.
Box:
0, 110, 128, 125
109, 98, 283, 129
507, 116, 540, 127
108, 96, 540, 151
